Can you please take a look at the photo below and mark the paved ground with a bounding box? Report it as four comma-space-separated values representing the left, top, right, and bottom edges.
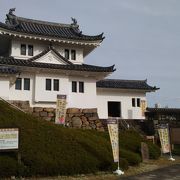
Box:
120, 164, 180, 180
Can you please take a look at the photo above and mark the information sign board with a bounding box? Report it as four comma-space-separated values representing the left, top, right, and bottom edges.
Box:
0, 128, 19, 151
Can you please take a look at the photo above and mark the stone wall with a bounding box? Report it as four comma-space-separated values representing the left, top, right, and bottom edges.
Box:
66, 108, 104, 131
32, 107, 105, 131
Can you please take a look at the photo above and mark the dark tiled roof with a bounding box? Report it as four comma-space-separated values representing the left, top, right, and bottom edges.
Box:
0, 12, 104, 42
96, 79, 159, 91
0, 57, 115, 73
28, 46, 73, 65
0, 66, 19, 74
147, 108, 180, 113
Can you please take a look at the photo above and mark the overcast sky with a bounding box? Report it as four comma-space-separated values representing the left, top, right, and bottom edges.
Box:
0, 0, 180, 108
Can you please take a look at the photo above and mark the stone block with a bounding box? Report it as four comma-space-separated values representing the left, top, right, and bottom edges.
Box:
34, 107, 43, 112
72, 116, 82, 128
40, 111, 48, 117
28, 107, 34, 113
82, 108, 97, 113
96, 122, 102, 128
82, 126, 92, 130
65, 117, 72, 123
97, 127, 105, 132
66, 108, 81, 114
66, 113, 74, 118
81, 116, 87, 122
48, 112, 55, 117
90, 124, 96, 129
88, 116, 98, 121
43, 108, 55, 113
95, 119, 101, 123
44, 117, 52, 121
74, 113, 84, 116
32, 112, 39, 117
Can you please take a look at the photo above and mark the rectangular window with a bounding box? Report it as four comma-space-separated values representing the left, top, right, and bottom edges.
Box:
79, 81, 84, 93
53, 79, 59, 91
24, 78, 30, 90
71, 50, 76, 60
65, 49, 69, 59
46, 79, 51, 91
15, 78, 22, 90
137, 98, 141, 107
132, 98, 136, 107
28, 45, 33, 56
72, 81, 77, 92
21, 44, 26, 55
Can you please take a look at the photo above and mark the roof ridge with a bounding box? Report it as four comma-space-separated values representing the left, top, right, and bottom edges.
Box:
16, 16, 76, 28
101, 79, 146, 82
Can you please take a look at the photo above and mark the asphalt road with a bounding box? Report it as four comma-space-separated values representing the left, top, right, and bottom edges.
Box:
120, 164, 180, 180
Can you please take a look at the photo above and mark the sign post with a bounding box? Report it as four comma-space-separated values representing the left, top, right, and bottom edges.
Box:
157, 124, 175, 161
107, 117, 124, 175
55, 95, 67, 125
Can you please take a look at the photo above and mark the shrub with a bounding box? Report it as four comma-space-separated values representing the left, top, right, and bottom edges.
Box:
0, 155, 18, 177
147, 142, 161, 159
173, 145, 180, 155
120, 148, 141, 165
119, 130, 143, 153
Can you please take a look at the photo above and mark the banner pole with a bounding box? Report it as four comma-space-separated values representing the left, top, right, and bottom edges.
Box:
167, 123, 175, 161
117, 118, 120, 171
114, 117, 124, 175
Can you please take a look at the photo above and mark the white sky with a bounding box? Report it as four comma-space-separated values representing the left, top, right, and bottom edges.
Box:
0, 0, 180, 108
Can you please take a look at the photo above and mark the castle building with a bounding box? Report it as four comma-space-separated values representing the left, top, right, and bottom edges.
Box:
0, 9, 158, 119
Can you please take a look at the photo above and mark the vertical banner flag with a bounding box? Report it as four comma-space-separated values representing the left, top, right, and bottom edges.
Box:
55, 95, 67, 125
141, 100, 147, 117
158, 125, 170, 153
107, 118, 119, 162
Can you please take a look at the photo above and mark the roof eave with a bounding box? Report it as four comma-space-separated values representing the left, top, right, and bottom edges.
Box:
0, 26, 102, 46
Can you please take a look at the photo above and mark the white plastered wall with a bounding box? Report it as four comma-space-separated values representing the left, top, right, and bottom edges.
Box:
34, 74, 97, 109
68, 77, 97, 109
9, 73, 34, 103
34, 73, 69, 104
0, 77, 10, 100
11, 39, 84, 63
97, 88, 147, 119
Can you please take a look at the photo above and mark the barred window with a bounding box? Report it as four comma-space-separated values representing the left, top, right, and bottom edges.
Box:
21, 44, 26, 55
24, 78, 30, 90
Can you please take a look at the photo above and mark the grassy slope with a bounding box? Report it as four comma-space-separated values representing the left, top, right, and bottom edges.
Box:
0, 101, 160, 177
0, 101, 116, 176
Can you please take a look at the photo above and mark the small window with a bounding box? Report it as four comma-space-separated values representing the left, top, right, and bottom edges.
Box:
71, 50, 76, 60
54, 79, 59, 91
65, 49, 69, 59
132, 98, 136, 107
72, 81, 77, 92
46, 79, 51, 91
28, 45, 33, 56
79, 81, 84, 93
15, 78, 22, 90
24, 78, 30, 90
21, 44, 26, 55
137, 98, 141, 107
